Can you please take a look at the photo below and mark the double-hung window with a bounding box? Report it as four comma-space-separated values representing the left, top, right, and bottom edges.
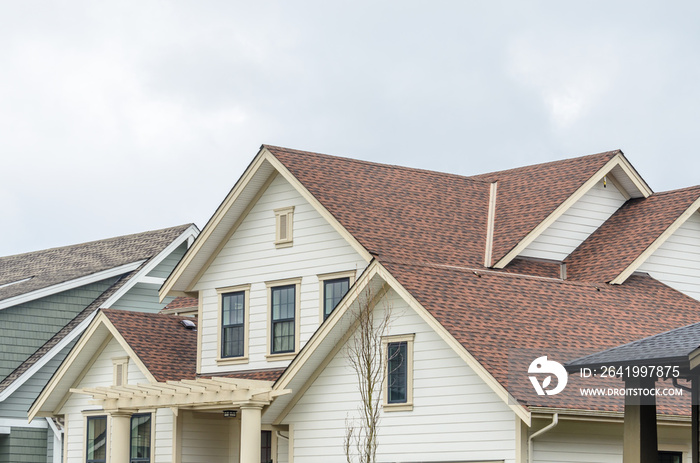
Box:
222, 291, 245, 358
130, 413, 151, 463
86, 416, 107, 463
271, 285, 296, 354
383, 334, 415, 411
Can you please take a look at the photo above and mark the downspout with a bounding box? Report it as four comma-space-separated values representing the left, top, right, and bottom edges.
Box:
528, 413, 558, 463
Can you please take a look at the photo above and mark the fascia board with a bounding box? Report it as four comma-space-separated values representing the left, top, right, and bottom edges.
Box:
0, 261, 145, 311
611, 195, 700, 285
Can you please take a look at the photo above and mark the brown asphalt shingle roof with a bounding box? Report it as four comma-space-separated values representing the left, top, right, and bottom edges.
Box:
383, 259, 700, 414
102, 309, 198, 382
566, 186, 700, 282
0, 225, 194, 302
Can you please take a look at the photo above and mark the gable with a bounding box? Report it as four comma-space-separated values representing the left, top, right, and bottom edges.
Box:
519, 177, 628, 261
638, 211, 700, 300
195, 172, 369, 375
282, 288, 517, 462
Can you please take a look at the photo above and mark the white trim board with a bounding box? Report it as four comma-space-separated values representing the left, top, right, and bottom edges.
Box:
0, 417, 48, 429
0, 261, 145, 311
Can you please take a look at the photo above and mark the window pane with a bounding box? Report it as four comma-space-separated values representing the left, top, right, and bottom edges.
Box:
130, 414, 151, 463
273, 320, 294, 353
387, 342, 407, 403
272, 285, 296, 354
87, 416, 107, 463
222, 292, 245, 358
261, 430, 272, 463
324, 278, 350, 319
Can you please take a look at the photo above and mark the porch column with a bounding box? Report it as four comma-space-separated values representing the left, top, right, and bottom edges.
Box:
240, 404, 263, 463
623, 376, 658, 463
110, 411, 132, 463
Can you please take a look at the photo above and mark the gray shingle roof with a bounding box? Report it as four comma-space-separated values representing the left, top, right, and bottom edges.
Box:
0, 225, 194, 303
567, 321, 700, 370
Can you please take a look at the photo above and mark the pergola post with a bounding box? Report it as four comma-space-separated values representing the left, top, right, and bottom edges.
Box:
110, 411, 132, 463
240, 403, 263, 463
623, 376, 658, 463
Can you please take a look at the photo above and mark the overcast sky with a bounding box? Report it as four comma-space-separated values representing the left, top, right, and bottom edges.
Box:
2, 1, 700, 256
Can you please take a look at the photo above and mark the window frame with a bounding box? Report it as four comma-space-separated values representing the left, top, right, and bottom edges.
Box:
216, 284, 251, 366
129, 413, 152, 463
274, 206, 295, 248
382, 333, 415, 412
266, 278, 302, 361
318, 270, 356, 322
85, 414, 108, 463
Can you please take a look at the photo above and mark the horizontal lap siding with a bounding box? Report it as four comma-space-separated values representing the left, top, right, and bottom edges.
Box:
108, 283, 175, 313
0, 278, 119, 381
639, 212, 700, 301
0, 346, 72, 420
196, 174, 368, 374
180, 411, 232, 463
521, 180, 626, 261
3, 428, 48, 463
285, 290, 517, 463
61, 338, 152, 463
147, 242, 188, 279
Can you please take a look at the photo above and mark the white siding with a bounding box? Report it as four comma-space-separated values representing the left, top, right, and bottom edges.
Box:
59, 338, 164, 463
638, 212, 700, 301
520, 180, 627, 261
531, 420, 689, 463
179, 411, 233, 463
195, 174, 369, 375
284, 289, 517, 463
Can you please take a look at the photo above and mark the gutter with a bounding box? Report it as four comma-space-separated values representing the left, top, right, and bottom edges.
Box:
528, 413, 558, 463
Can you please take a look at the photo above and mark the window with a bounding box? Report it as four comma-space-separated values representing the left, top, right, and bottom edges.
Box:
274, 206, 294, 248
86, 416, 107, 463
382, 334, 415, 411
323, 277, 350, 320
217, 285, 250, 365
222, 291, 245, 358
318, 270, 355, 322
261, 430, 272, 463
271, 285, 296, 354
659, 452, 682, 463
130, 414, 151, 463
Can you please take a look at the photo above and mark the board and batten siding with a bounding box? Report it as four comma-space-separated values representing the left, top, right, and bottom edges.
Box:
638, 211, 700, 301
283, 289, 517, 463
194, 174, 369, 375
520, 179, 627, 261
60, 338, 174, 463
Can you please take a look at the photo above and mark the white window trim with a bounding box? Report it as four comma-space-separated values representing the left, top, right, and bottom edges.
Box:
265, 278, 302, 361
382, 333, 415, 412
112, 357, 129, 386
216, 284, 251, 366
274, 206, 295, 248
317, 270, 356, 323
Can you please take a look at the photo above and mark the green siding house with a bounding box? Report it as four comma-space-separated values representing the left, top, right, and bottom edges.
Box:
0, 224, 198, 463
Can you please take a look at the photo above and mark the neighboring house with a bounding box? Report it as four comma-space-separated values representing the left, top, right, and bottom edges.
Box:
0, 224, 199, 463
29, 146, 700, 463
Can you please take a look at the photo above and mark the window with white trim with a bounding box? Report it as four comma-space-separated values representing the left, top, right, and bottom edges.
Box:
86, 415, 107, 463
222, 291, 245, 358
271, 285, 296, 354
318, 270, 355, 321
383, 334, 414, 411
274, 206, 294, 248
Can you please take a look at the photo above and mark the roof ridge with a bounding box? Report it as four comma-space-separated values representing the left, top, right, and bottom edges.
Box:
263, 144, 494, 185
469, 149, 621, 180
648, 184, 700, 197
1, 223, 194, 260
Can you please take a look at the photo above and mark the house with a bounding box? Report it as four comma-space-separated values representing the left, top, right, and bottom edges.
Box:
29, 145, 700, 462
0, 224, 198, 462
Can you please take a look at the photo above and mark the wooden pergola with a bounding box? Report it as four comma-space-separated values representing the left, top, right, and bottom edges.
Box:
567, 322, 700, 463
71, 377, 290, 463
